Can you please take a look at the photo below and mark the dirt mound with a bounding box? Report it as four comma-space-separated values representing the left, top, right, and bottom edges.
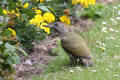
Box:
71, 17, 92, 32
15, 36, 57, 79
97, 0, 118, 4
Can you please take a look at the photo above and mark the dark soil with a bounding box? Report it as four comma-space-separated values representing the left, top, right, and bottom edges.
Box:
71, 17, 93, 32
15, 36, 57, 80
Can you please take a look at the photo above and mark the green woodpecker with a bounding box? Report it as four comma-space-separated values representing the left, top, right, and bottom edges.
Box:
44, 22, 94, 67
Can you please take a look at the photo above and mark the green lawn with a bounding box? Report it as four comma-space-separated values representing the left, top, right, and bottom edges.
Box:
32, 1, 120, 80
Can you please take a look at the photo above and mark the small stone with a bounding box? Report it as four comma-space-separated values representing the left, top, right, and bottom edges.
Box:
12, 64, 17, 68
24, 60, 32, 66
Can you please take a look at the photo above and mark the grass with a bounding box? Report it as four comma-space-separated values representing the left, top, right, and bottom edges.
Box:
31, 1, 120, 80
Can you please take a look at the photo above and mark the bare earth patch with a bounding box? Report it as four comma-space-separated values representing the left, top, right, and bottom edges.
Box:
15, 36, 57, 80
71, 17, 93, 32
97, 0, 118, 4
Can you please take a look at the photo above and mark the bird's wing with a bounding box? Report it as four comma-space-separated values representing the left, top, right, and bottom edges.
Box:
61, 32, 92, 58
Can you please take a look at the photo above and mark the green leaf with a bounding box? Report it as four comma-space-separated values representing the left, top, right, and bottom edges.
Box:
5, 43, 16, 52
21, 14, 28, 21
0, 7, 3, 15
2, 50, 9, 57
7, 56, 13, 65
39, 6, 50, 12
12, 54, 20, 64
17, 47, 27, 57
8, 0, 16, 9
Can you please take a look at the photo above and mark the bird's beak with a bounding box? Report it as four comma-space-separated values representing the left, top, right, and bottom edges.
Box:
42, 25, 53, 28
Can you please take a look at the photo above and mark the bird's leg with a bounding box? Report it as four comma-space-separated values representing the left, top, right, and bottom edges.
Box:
68, 54, 77, 66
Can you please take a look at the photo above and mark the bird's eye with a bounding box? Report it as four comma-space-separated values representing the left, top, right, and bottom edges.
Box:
54, 23, 58, 26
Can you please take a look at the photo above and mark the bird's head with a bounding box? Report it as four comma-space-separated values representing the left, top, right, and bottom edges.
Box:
43, 22, 69, 35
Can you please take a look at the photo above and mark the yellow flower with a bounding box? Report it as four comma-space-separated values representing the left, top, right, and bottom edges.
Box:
8, 28, 16, 37
83, 1, 88, 8
77, 0, 96, 8
59, 15, 70, 25
36, 0, 39, 2
23, 3, 29, 8
36, 0, 45, 2
40, 0, 45, 3
29, 14, 44, 26
10, 10, 15, 14
40, 23, 50, 34
43, 12, 55, 23
72, 0, 79, 5
3, 9, 8, 15
35, 14, 44, 26
35, 9, 42, 15
29, 19, 37, 25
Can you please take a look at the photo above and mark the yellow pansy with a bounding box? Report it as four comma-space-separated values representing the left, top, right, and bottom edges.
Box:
43, 12, 55, 23
59, 15, 70, 25
23, 3, 29, 8
8, 28, 16, 37
35, 9, 42, 15
40, 23, 50, 34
